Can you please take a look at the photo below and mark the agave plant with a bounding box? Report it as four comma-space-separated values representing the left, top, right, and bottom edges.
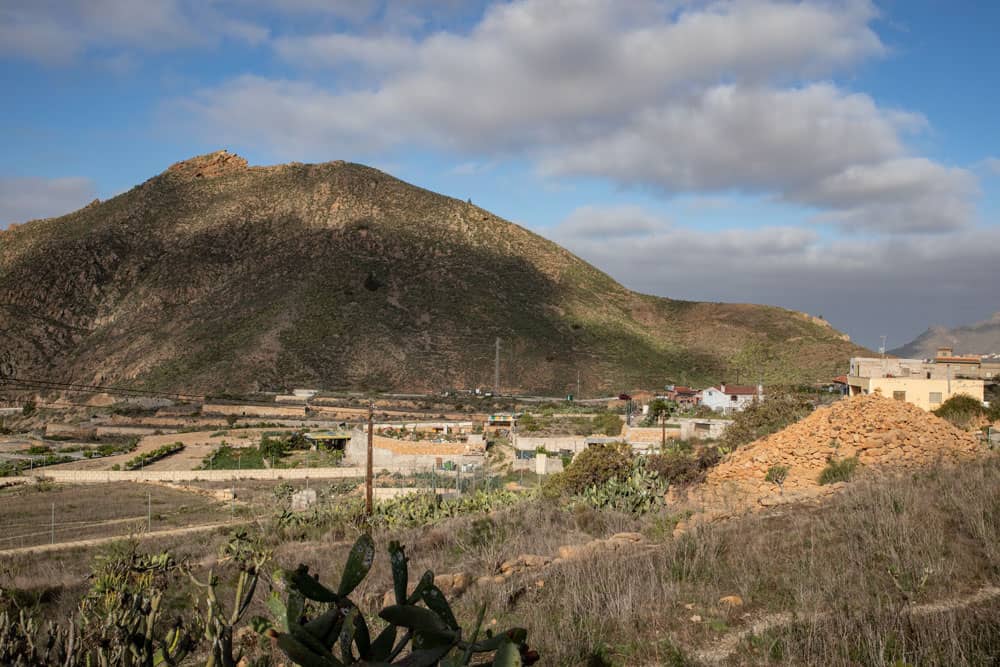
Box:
262, 535, 537, 666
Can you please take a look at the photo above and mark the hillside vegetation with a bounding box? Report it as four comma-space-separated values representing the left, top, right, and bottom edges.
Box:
0, 151, 864, 394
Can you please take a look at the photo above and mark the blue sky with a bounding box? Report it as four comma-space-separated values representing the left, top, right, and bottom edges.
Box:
1, 0, 998, 350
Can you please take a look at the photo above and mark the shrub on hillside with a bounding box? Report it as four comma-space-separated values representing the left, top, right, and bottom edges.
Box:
720, 391, 813, 449
645, 445, 722, 487
934, 393, 986, 430
819, 456, 859, 485
556, 441, 633, 495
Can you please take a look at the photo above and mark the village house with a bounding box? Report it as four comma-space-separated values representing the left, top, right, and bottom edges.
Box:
661, 385, 701, 407
847, 354, 986, 410
700, 383, 763, 413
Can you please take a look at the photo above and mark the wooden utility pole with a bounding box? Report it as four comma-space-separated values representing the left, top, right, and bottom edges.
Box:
494, 337, 501, 395
660, 412, 666, 454
365, 400, 374, 516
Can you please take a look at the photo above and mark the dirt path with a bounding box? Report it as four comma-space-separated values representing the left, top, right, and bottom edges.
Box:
693, 585, 1000, 665
0, 520, 250, 556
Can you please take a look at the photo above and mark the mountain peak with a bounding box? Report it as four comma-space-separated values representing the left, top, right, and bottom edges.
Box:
164, 150, 248, 180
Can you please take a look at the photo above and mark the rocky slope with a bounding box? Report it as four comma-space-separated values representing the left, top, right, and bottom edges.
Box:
891, 312, 1000, 358
0, 151, 865, 394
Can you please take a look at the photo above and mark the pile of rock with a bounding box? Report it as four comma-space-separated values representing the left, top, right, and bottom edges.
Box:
693, 394, 984, 515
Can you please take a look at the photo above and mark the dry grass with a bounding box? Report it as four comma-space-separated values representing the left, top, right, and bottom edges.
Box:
0, 482, 232, 549
3, 456, 998, 665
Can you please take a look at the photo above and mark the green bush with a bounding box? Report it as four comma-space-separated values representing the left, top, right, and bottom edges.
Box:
819, 456, 859, 485
934, 394, 986, 430
721, 392, 813, 449
558, 441, 633, 495
765, 464, 790, 487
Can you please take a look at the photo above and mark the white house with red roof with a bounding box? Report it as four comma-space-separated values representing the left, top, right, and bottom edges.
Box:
700, 383, 763, 413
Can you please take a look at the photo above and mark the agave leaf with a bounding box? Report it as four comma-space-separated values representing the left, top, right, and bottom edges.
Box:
286, 589, 306, 631
405, 570, 435, 605
304, 608, 343, 648
276, 632, 345, 667
379, 605, 455, 640
266, 592, 289, 633
369, 624, 398, 662
339, 607, 358, 664
420, 586, 459, 631
287, 566, 340, 603
338, 534, 376, 597
290, 622, 338, 659
388, 541, 408, 605
392, 644, 453, 667
492, 640, 522, 667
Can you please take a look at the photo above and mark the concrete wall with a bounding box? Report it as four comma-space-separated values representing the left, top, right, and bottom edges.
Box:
847, 377, 984, 411
29, 468, 377, 483
202, 403, 307, 418
344, 431, 483, 469
513, 436, 590, 455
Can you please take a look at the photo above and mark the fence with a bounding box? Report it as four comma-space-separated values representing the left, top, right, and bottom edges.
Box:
3, 465, 530, 553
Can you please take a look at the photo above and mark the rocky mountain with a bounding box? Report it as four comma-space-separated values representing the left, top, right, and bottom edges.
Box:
0, 151, 866, 395
891, 312, 1000, 359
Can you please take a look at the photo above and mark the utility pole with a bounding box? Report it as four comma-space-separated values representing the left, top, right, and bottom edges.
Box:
577, 370, 581, 399
660, 412, 666, 454
494, 337, 501, 396
147, 492, 151, 532
365, 401, 374, 517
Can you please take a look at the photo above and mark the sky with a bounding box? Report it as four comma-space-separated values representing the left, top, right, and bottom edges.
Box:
1, 0, 998, 350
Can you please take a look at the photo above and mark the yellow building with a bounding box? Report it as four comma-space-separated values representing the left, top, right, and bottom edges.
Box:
846, 376, 984, 411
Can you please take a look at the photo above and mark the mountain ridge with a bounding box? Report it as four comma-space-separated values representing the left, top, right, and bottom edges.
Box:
0, 151, 866, 394
890, 312, 1000, 359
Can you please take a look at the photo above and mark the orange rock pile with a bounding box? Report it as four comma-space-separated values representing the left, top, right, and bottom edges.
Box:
695, 394, 983, 514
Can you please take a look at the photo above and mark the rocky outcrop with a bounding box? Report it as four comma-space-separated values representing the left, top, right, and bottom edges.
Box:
164, 150, 248, 180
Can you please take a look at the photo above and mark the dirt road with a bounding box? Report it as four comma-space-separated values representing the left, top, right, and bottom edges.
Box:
0, 520, 250, 557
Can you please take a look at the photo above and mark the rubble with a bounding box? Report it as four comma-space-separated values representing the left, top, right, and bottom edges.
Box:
692, 394, 984, 516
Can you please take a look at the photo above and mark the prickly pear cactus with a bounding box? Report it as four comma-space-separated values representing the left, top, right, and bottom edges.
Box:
262, 535, 538, 665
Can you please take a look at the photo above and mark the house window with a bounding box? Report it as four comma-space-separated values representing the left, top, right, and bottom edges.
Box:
893, 391, 906, 401
731, 395, 738, 402
929, 392, 942, 405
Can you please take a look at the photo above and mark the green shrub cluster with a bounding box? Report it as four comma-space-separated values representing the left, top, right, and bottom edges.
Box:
546, 441, 633, 497
933, 393, 994, 430
819, 456, 859, 485
574, 458, 667, 514
645, 447, 720, 486
720, 391, 814, 449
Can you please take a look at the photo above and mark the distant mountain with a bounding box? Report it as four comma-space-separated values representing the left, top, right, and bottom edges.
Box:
891, 312, 1000, 359
0, 151, 866, 395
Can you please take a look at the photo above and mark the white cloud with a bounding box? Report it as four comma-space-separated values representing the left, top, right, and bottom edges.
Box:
540, 85, 972, 233
547, 205, 1000, 347
175, 0, 976, 234
274, 33, 417, 72
0, 0, 267, 64
0, 176, 96, 226
983, 157, 1000, 175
